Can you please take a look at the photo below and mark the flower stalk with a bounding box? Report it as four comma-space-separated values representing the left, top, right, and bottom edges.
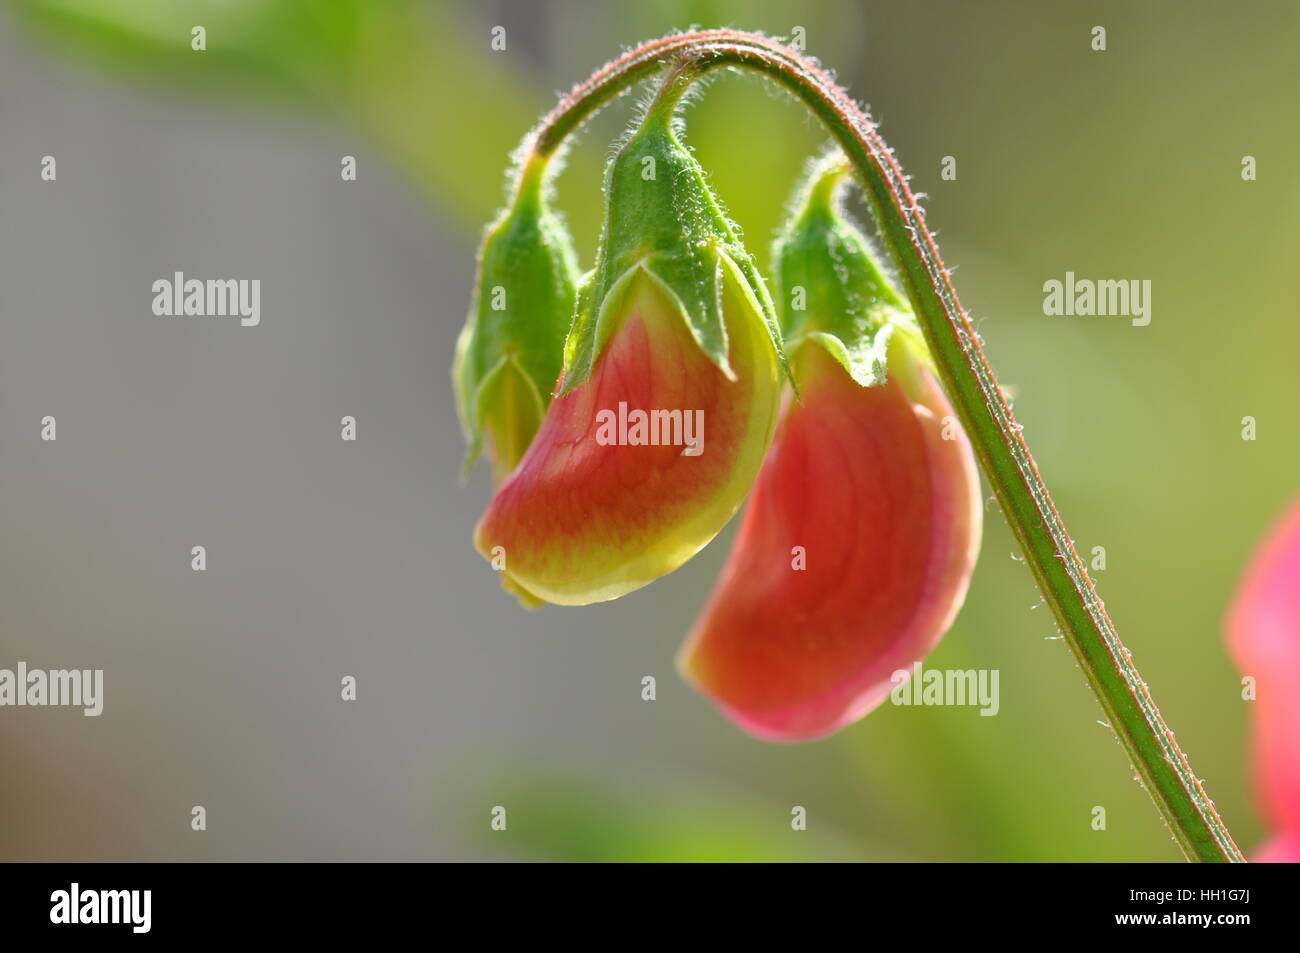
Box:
517, 29, 1242, 862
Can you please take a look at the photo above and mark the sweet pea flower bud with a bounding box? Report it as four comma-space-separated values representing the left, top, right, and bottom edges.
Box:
677, 154, 983, 740
473, 75, 786, 606
453, 156, 579, 486
1227, 497, 1300, 862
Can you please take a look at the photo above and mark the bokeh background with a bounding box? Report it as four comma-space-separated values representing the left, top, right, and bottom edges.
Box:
1, 0, 1296, 861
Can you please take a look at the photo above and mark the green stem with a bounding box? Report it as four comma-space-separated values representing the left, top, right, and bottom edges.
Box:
526, 30, 1242, 862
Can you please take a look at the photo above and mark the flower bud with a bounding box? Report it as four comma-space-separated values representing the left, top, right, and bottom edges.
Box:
1227, 497, 1300, 862
473, 83, 786, 606
453, 157, 579, 485
677, 154, 983, 740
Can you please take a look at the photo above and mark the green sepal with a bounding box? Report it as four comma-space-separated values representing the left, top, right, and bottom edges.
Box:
774, 152, 926, 387
468, 352, 546, 486
558, 94, 788, 395
453, 159, 578, 479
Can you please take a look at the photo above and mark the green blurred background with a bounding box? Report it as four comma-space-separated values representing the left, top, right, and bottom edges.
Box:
2, 0, 1296, 861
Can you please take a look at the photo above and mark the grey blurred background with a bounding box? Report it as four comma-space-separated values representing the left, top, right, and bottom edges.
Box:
1, 0, 1297, 861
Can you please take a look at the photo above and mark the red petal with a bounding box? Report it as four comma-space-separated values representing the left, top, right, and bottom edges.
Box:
679, 342, 982, 740
474, 268, 780, 605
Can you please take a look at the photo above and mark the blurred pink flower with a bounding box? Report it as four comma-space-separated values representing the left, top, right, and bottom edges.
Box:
1227, 497, 1300, 862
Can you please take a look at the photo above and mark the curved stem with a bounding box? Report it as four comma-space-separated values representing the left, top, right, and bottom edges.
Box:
527, 30, 1242, 862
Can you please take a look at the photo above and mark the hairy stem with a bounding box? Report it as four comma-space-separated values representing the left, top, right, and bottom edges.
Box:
526, 30, 1241, 862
